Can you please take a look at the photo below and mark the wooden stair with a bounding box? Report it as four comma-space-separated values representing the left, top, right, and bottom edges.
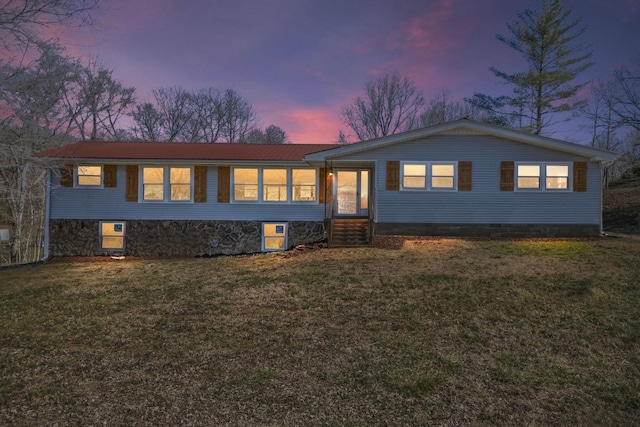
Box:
330, 218, 371, 247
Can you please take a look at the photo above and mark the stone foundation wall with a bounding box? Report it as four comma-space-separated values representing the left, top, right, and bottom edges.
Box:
49, 219, 326, 257
373, 222, 601, 238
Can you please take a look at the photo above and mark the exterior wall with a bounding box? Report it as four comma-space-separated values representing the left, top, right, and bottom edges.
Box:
333, 134, 603, 227
49, 219, 325, 257
49, 165, 327, 222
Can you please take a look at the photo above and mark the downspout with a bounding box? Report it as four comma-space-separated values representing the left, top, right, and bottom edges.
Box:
42, 169, 51, 261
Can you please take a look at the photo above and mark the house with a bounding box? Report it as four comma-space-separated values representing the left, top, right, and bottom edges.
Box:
35, 119, 618, 257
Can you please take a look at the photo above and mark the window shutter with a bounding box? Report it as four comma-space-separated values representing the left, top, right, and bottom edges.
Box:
60, 164, 74, 187
104, 165, 117, 188
217, 166, 230, 203
386, 161, 400, 190
500, 161, 514, 191
319, 168, 332, 203
126, 165, 138, 202
194, 165, 207, 202
573, 161, 587, 192
458, 161, 472, 191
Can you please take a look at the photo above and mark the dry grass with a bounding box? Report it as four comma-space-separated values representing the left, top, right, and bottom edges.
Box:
1, 238, 639, 426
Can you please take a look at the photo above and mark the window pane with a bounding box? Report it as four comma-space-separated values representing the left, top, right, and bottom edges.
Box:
101, 223, 124, 236
264, 223, 286, 236
404, 164, 426, 176
143, 167, 164, 183
360, 170, 369, 210
264, 185, 287, 201
78, 166, 101, 176
171, 184, 191, 200
263, 169, 286, 184
170, 167, 191, 184
78, 176, 101, 186
546, 165, 568, 177
264, 237, 285, 249
546, 177, 568, 189
144, 184, 164, 200
432, 177, 454, 188
102, 236, 124, 249
292, 169, 316, 185
234, 168, 258, 184
518, 177, 540, 188
518, 165, 540, 176
432, 164, 454, 176
403, 176, 426, 188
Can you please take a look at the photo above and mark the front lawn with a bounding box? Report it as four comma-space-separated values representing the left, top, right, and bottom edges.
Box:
1, 238, 639, 425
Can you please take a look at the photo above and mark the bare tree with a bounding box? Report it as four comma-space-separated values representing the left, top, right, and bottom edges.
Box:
220, 89, 257, 143
245, 124, 289, 144
340, 73, 425, 141
419, 91, 477, 127
0, 43, 79, 263
0, 0, 99, 49
151, 87, 195, 142
131, 102, 164, 141
66, 59, 135, 140
187, 88, 224, 142
611, 63, 640, 131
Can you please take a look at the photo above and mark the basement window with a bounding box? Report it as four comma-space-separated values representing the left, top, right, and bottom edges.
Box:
100, 221, 125, 252
262, 222, 287, 252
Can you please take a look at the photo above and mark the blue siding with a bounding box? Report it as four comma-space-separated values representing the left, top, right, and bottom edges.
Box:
334, 134, 602, 225
50, 166, 327, 221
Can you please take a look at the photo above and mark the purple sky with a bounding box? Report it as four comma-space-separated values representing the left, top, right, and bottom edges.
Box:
65, 0, 640, 143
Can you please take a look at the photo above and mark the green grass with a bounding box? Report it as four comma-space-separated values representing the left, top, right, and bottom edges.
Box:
1, 238, 639, 425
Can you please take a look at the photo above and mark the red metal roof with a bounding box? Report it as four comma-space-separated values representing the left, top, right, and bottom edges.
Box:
35, 141, 338, 162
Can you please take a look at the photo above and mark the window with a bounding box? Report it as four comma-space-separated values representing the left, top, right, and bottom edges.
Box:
292, 169, 317, 201
262, 222, 287, 251
234, 168, 258, 201
142, 166, 193, 202
143, 167, 164, 200
263, 169, 287, 201
402, 162, 457, 190
517, 165, 541, 189
516, 163, 570, 190
77, 165, 102, 186
431, 164, 455, 189
100, 222, 125, 251
546, 165, 569, 189
232, 168, 317, 203
170, 167, 191, 200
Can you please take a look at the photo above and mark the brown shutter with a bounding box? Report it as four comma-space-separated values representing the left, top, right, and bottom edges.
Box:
573, 161, 587, 192
386, 161, 400, 190
60, 164, 74, 187
104, 165, 117, 188
194, 165, 207, 202
126, 165, 139, 202
500, 161, 514, 191
458, 161, 472, 191
217, 166, 230, 203
319, 167, 333, 203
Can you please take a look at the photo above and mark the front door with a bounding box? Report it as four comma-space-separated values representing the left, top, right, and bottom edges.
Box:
335, 170, 369, 217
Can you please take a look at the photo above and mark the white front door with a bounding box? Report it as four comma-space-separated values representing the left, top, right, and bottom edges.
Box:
335, 170, 369, 217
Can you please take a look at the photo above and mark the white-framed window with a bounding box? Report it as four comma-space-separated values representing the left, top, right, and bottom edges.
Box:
401, 162, 457, 190
232, 168, 317, 203
100, 221, 125, 251
263, 169, 288, 202
292, 169, 317, 202
77, 165, 103, 187
141, 166, 193, 202
516, 163, 570, 191
262, 222, 287, 251
234, 168, 259, 201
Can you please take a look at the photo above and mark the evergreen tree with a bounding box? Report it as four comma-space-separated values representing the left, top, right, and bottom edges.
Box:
469, 0, 592, 134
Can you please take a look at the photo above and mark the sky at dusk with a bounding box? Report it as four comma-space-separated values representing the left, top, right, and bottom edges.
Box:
64, 0, 640, 144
